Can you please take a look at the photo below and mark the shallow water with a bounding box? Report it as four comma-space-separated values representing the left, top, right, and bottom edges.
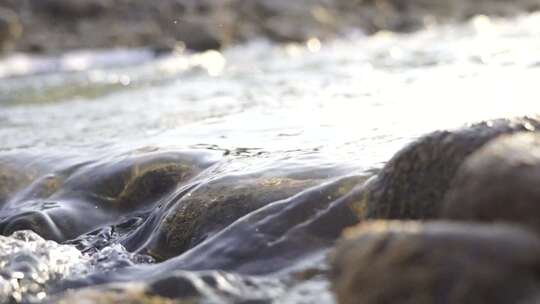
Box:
0, 12, 540, 303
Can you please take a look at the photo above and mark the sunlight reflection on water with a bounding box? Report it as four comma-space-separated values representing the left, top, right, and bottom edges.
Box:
0, 12, 540, 304
1, 13, 539, 160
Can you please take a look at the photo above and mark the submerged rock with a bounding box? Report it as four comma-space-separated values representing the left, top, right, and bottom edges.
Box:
136, 174, 322, 261
0, 150, 217, 242
442, 132, 540, 233
0, 163, 35, 208
53, 270, 281, 304
53, 283, 190, 304
138, 175, 365, 274
53, 174, 365, 294
359, 116, 540, 220
331, 221, 540, 304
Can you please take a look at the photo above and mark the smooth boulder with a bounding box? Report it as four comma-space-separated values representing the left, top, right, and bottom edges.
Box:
442, 132, 540, 233
360, 116, 540, 219
331, 221, 540, 304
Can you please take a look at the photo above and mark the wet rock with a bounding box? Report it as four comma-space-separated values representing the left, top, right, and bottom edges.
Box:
0, 164, 33, 208
60, 151, 206, 211
53, 283, 191, 304
0, 154, 56, 208
130, 174, 323, 261
84, 243, 154, 273
442, 132, 540, 233
359, 116, 540, 219
0, 150, 217, 242
331, 221, 540, 304
142, 175, 364, 274
53, 270, 277, 303
0, 8, 21, 52
56, 174, 364, 293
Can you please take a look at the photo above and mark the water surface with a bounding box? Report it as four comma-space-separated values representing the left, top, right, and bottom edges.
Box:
0, 13, 539, 303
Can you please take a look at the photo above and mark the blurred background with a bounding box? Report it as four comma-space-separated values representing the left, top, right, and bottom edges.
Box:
1, 0, 540, 55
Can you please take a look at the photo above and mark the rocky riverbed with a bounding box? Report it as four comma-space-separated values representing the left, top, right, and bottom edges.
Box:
1, 3, 540, 304
2, 0, 540, 54
331, 118, 540, 304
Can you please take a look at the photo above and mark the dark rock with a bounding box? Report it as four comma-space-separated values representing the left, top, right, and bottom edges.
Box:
129, 174, 323, 261
5, 0, 540, 54
167, 19, 222, 51
147, 273, 200, 299
442, 132, 540, 233
33, 0, 111, 19
58, 175, 365, 292
333, 0, 540, 34
53, 270, 270, 303
3, 0, 222, 54
0, 150, 216, 242
45, 172, 367, 300
331, 221, 540, 304
146, 175, 364, 274
359, 116, 540, 220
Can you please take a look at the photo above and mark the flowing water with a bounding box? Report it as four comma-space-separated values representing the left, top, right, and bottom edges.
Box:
0, 12, 540, 304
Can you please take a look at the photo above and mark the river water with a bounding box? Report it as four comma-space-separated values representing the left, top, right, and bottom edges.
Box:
0, 12, 539, 304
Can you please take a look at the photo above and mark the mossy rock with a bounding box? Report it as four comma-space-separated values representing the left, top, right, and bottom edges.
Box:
139, 174, 322, 260
151, 175, 365, 274
359, 116, 540, 220
57, 151, 214, 211
1, 150, 216, 242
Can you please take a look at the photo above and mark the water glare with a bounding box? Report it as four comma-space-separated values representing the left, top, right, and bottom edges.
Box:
0, 10, 540, 304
